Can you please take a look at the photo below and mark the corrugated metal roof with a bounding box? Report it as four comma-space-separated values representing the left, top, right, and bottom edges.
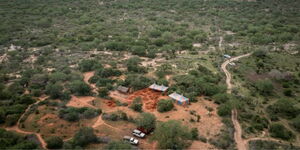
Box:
117, 86, 129, 93
168, 92, 189, 102
149, 83, 168, 92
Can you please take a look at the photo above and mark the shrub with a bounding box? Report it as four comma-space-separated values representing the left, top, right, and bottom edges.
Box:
46, 136, 63, 149
157, 99, 174, 112
72, 127, 98, 147
69, 80, 91, 96
269, 123, 295, 140
136, 113, 156, 131
130, 97, 143, 112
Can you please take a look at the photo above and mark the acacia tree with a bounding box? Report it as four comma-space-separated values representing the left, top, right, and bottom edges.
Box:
136, 113, 156, 131
152, 120, 191, 149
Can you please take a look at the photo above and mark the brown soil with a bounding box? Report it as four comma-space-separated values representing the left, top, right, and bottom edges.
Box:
4, 96, 49, 149
83, 71, 98, 94
126, 88, 168, 111
66, 96, 96, 108
189, 141, 215, 150
144, 97, 223, 139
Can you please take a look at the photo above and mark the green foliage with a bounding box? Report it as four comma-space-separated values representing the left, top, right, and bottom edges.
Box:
45, 83, 64, 99
72, 127, 98, 147
291, 115, 300, 132
190, 128, 199, 140
126, 57, 147, 73
152, 120, 191, 149
59, 107, 101, 122
157, 99, 174, 112
269, 123, 295, 140
213, 93, 230, 104
217, 102, 232, 117
69, 80, 91, 96
0, 128, 38, 149
267, 99, 300, 119
254, 79, 274, 96
78, 59, 102, 72
130, 97, 143, 112
46, 136, 64, 149
98, 88, 109, 98
105, 41, 127, 51
105, 141, 132, 150
123, 74, 152, 91
136, 113, 156, 131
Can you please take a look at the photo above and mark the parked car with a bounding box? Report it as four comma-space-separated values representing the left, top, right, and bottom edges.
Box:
123, 136, 139, 145
132, 129, 146, 138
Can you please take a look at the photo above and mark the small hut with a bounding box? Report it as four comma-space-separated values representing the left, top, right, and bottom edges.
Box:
149, 83, 168, 94
117, 86, 129, 93
168, 92, 189, 106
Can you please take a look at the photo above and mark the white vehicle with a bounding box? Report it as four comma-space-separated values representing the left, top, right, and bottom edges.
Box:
123, 136, 139, 145
132, 129, 146, 138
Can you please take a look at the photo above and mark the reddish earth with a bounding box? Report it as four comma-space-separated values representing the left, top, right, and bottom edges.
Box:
126, 88, 169, 111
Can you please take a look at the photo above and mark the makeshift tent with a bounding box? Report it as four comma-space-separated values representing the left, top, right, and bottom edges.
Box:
117, 86, 129, 93
149, 83, 168, 92
168, 92, 189, 105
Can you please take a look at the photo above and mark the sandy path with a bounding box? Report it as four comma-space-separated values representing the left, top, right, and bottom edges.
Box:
219, 36, 223, 50
82, 72, 122, 131
221, 53, 252, 150
83, 71, 98, 94
5, 96, 49, 149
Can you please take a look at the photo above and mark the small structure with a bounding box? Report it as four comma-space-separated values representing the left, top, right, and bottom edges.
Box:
117, 86, 129, 93
224, 54, 231, 59
149, 83, 168, 92
168, 92, 189, 106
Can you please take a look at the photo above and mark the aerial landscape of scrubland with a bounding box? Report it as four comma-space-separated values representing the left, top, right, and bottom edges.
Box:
0, 0, 299, 149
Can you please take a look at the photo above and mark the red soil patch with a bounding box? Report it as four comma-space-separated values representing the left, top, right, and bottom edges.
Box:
126, 88, 168, 111
105, 100, 116, 108
67, 96, 96, 108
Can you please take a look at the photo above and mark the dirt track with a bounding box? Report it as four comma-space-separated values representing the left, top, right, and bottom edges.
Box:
5, 96, 49, 149
221, 53, 251, 150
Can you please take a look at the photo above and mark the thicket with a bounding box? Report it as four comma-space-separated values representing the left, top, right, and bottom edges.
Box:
58, 107, 101, 122
0, 128, 38, 149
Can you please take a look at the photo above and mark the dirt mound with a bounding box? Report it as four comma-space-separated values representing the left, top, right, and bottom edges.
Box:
126, 88, 167, 110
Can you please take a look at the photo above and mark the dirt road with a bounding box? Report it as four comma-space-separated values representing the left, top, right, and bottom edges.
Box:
5, 96, 48, 149
221, 53, 252, 150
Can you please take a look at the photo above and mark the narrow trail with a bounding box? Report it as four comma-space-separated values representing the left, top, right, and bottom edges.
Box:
219, 36, 223, 50
83, 72, 122, 132
5, 96, 49, 149
221, 53, 252, 150
221, 53, 300, 149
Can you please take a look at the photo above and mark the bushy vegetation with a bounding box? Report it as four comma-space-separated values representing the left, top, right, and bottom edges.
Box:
157, 99, 174, 112
152, 120, 192, 149
46, 136, 64, 149
130, 97, 143, 112
64, 127, 99, 148
0, 128, 38, 149
59, 107, 101, 122
269, 123, 295, 140
136, 113, 156, 131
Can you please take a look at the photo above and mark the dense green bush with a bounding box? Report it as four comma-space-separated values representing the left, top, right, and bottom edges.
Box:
267, 99, 300, 119
130, 97, 143, 112
72, 127, 98, 147
152, 120, 191, 149
69, 80, 91, 96
0, 128, 38, 149
269, 123, 295, 140
157, 99, 174, 112
78, 59, 102, 72
254, 79, 274, 96
59, 107, 101, 122
46, 136, 64, 149
136, 113, 156, 131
